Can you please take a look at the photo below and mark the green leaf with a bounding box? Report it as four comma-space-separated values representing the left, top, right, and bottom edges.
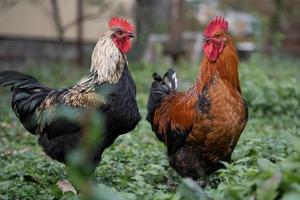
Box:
256, 172, 282, 200
178, 178, 207, 200
0, 195, 9, 200
257, 158, 276, 172
91, 184, 127, 200
282, 192, 300, 200
287, 134, 300, 155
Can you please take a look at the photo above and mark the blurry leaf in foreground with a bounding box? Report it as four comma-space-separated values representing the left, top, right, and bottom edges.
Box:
66, 110, 128, 200
82, 184, 126, 200
257, 158, 276, 172
287, 134, 300, 155
0, 195, 9, 200
179, 178, 207, 200
282, 192, 300, 200
256, 172, 282, 200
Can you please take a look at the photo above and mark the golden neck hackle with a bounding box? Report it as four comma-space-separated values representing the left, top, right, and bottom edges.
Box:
190, 39, 241, 97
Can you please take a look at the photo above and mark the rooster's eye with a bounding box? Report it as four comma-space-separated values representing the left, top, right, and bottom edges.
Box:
214, 34, 222, 38
116, 30, 124, 36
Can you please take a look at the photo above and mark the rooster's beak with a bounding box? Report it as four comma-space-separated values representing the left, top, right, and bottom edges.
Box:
203, 36, 210, 43
128, 32, 135, 38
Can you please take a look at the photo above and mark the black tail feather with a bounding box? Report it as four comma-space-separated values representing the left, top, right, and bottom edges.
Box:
153, 73, 163, 82
0, 70, 50, 134
146, 68, 177, 123
162, 68, 177, 91
0, 71, 37, 86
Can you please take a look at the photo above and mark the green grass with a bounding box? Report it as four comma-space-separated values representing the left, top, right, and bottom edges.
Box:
0, 54, 300, 200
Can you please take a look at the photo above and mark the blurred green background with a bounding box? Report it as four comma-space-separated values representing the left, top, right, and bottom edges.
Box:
0, 0, 300, 200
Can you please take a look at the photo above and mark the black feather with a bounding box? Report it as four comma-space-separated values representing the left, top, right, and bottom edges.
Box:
13, 93, 31, 102
0, 71, 37, 85
198, 85, 211, 114
153, 73, 162, 81
146, 68, 177, 123
163, 68, 177, 91
166, 127, 191, 155
1, 71, 50, 135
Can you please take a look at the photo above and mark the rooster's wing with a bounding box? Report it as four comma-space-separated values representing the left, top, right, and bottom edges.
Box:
152, 93, 198, 155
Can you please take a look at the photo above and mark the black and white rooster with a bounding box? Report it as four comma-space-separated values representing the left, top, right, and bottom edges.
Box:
0, 17, 141, 171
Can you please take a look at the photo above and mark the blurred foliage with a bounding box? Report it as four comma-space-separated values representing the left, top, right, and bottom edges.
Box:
58, 110, 128, 200
0, 54, 300, 199
221, 0, 300, 55
240, 55, 300, 117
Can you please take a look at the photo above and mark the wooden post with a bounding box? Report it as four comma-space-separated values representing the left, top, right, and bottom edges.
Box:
76, 0, 84, 67
133, 0, 170, 61
50, 0, 64, 42
165, 0, 185, 64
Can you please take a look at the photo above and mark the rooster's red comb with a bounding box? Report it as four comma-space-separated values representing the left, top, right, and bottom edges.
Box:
204, 16, 228, 37
109, 17, 134, 33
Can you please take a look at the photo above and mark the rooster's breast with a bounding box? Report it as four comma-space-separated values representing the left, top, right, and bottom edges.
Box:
191, 78, 248, 160
102, 67, 141, 135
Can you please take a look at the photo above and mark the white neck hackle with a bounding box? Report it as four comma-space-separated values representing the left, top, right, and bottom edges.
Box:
90, 30, 127, 84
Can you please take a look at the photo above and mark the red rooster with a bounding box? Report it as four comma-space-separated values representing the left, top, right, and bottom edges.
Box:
147, 16, 248, 179
0, 17, 141, 170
